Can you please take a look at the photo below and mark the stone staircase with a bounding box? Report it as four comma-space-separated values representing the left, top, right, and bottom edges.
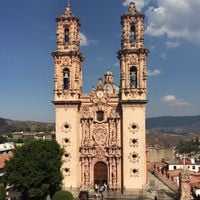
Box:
74, 190, 176, 200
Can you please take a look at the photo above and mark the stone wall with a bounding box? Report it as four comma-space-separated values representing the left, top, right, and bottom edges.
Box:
147, 147, 175, 162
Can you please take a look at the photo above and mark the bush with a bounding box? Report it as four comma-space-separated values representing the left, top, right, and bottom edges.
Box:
52, 190, 74, 200
0, 183, 5, 200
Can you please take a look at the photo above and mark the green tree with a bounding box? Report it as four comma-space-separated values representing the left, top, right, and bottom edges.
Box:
0, 135, 7, 144
52, 190, 73, 200
0, 183, 5, 200
176, 137, 200, 153
5, 140, 63, 200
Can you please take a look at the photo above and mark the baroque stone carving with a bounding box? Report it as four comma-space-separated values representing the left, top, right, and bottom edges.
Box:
62, 167, 70, 176
80, 106, 92, 118
63, 138, 71, 147
93, 125, 107, 147
61, 122, 71, 133
130, 168, 139, 177
63, 152, 71, 162
128, 122, 139, 134
130, 138, 139, 147
109, 120, 118, 146
129, 152, 140, 163
95, 148, 106, 160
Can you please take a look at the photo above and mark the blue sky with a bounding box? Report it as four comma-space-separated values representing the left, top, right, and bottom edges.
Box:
0, 0, 200, 122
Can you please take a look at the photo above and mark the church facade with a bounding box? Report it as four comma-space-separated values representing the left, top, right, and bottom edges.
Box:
52, 2, 149, 192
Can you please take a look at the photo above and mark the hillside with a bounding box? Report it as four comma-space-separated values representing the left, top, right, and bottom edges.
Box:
0, 118, 54, 134
0, 115, 200, 147
146, 115, 200, 134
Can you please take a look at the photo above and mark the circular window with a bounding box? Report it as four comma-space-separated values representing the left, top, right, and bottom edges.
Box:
64, 138, 70, 144
128, 123, 139, 133
64, 124, 69, 129
64, 153, 70, 158
132, 124, 137, 129
132, 154, 137, 159
132, 139, 138, 144
62, 122, 71, 133
132, 169, 138, 174
65, 168, 70, 173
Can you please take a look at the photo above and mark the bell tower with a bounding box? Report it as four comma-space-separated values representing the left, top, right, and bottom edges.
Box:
52, 3, 83, 190
52, 3, 83, 100
118, 2, 149, 191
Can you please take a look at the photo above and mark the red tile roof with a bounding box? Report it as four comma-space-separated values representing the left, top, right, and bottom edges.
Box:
0, 153, 13, 169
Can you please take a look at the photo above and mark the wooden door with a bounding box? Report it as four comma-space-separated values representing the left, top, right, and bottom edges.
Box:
94, 162, 108, 186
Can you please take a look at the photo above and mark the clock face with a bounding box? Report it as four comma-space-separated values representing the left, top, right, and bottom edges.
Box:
96, 91, 104, 98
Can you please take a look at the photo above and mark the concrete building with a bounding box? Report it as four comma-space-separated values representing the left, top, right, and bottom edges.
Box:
53, 1, 149, 193
12, 132, 54, 141
0, 142, 15, 154
167, 161, 200, 173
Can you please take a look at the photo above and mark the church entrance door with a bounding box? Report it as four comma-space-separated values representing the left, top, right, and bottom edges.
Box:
94, 162, 108, 187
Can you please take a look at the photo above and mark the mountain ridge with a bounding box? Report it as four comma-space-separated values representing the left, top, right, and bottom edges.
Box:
146, 115, 200, 134
0, 115, 200, 135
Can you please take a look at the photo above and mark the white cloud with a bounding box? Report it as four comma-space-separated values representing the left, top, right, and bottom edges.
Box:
80, 32, 89, 46
148, 69, 162, 77
166, 41, 180, 49
161, 95, 190, 106
80, 33, 99, 47
114, 62, 120, 67
122, 0, 148, 11
145, 0, 200, 43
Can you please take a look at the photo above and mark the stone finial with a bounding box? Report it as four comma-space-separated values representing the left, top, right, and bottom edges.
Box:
65, 4, 72, 16
97, 78, 103, 90
129, 1, 136, 13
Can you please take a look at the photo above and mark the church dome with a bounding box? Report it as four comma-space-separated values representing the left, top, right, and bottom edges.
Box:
104, 71, 113, 76
103, 70, 119, 94
104, 83, 119, 94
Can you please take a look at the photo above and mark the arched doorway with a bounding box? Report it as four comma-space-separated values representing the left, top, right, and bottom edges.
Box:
94, 162, 108, 186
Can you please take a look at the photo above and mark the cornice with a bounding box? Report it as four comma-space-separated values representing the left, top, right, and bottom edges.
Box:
52, 100, 81, 105
120, 100, 148, 105
51, 51, 84, 61
118, 48, 150, 58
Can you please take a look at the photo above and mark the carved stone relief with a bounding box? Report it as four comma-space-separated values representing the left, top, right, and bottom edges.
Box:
130, 168, 139, 177
63, 138, 71, 147
129, 152, 140, 163
108, 120, 117, 146
93, 124, 107, 147
81, 120, 93, 147
61, 122, 71, 133
80, 106, 91, 118
128, 122, 139, 134
95, 148, 106, 160
129, 138, 139, 147
63, 152, 71, 162
63, 167, 70, 176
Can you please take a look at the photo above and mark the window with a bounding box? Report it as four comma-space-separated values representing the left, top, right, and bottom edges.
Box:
64, 28, 69, 43
173, 166, 176, 170
130, 25, 136, 41
96, 111, 104, 122
63, 68, 70, 90
130, 66, 137, 88
192, 166, 195, 170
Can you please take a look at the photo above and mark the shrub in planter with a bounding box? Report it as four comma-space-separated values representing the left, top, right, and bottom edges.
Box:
52, 190, 73, 200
